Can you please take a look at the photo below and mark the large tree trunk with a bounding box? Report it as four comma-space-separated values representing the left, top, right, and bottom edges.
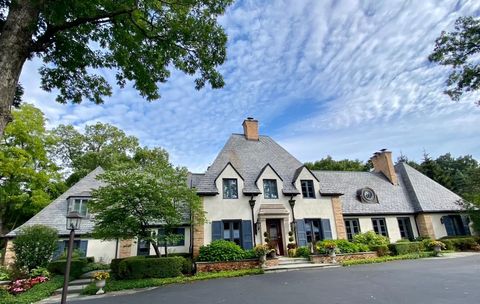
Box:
0, 0, 40, 135
151, 240, 161, 257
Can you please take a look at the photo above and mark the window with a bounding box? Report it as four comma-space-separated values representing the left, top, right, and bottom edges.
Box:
301, 180, 315, 198
158, 227, 186, 246
263, 179, 278, 199
62, 240, 87, 256
345, 218, 361, 241
443, 215, 470, 236
68, 198, 89, 216
137, 240, 150, 256
305, 219, 321, 243
397, 217, 414, 240
223, 221, 242, 245
357, 188, 378, 204
372, 218, 388, 237
223, 179, 238, 199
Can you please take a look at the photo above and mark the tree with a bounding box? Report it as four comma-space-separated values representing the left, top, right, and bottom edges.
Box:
429, 16, 480, 105
89, 147, 204, 257
0, 104, 65, 235
0, 0, 233, 135
12, 224, 58, 270
53, 122, 139, 186
305, 156, 371, 172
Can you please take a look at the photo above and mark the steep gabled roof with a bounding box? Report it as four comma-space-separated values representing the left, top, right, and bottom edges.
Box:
196, 134, 303, 195
396, 162, 463, 212
6, 167, 105, 237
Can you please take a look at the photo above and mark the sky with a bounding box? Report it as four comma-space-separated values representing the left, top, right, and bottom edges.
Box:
20, 0, 480, 173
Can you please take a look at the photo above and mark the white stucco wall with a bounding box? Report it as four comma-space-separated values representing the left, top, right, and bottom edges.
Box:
345, 215, 419, 243
86, 239, 117, 263
203, 165, 338, 248
146, 227, 191, 255
428, 213, 473, 239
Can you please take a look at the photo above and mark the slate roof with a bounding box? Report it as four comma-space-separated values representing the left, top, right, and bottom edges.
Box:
7, 167, 106, 237
196, 134, 303, 195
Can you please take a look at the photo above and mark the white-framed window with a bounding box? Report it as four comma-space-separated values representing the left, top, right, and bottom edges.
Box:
263, 179, 278, 199
68, 198, 89, 216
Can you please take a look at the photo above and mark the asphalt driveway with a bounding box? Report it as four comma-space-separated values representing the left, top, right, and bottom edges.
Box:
74, 254, 480, 304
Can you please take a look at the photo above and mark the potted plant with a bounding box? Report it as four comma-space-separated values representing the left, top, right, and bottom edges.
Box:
93, 271, 110, 294
429, 240, 446, 257
323, 240, 337, 263
287, 243, 297, 257
254, 244, 271, 268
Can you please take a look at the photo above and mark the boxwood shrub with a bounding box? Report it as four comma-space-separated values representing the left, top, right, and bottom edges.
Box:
439, 236, 478, 251
197, 240, 247, 262
317, 240, 369, 254
115, 256, 185, 279
389, 241, 422, 255
47, 258, 88, 278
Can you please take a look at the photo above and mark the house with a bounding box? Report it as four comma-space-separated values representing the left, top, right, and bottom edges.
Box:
3, 118, 472, 264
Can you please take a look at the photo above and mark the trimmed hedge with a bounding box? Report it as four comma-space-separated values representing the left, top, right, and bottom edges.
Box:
113, 256, 185, 279
439, 237, 478, 251
317, 240, 369, 254
389, 241, 422, 255
197, 240, 247, 262
47, 258, 88, 278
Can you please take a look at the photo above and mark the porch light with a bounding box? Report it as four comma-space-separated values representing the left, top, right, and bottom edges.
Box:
62, 211, 83, 304
66, 211, 83, 230
288, 199, 295, 208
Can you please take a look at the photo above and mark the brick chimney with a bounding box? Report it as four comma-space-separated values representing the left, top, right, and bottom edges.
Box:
370, 149, 398, 185
242, 117, 259, 140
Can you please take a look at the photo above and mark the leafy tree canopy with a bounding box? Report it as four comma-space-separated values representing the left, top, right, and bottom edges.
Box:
429, 16, 480, 105
0, 104, 65, 235
89, 147, 204, 257
305, 156, 372, 172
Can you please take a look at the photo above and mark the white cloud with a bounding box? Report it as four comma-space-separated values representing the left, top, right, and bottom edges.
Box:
19, 0, 480, 172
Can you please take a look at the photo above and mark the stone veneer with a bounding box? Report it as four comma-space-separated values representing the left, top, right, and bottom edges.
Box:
3, 240, 15, 266
118, 239, 133, 258
416, 214, 435, 238
196, 258, 278, 273
310, 251, 378, 264
331, 196, 347, 239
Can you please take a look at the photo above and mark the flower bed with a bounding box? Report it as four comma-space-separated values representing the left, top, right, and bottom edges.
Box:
310, 252, 378, 264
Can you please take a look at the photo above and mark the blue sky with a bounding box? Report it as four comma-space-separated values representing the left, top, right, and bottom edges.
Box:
21, 0, 480, 172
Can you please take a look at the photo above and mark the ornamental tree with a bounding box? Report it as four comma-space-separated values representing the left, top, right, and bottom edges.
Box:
12, 224, 58, 270
0, 0, 233, 135
89, 147, 204, 257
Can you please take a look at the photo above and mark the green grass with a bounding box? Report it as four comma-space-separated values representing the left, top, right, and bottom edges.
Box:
341, 252, 440, 266
0, 276, 64, 304
81, 269, 264, 295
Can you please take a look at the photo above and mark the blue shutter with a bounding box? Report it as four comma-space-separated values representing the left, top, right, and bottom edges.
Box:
443, 216, 455, 236
296, 219, 307, 247
212, 221, 222, 241
241, 220, 253, 250
79, 240, 88, 257
461, 215, 471, 236
52, 241, 65, 260
321, 218, 333, 240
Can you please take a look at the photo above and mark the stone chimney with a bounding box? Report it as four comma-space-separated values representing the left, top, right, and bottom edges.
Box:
242, 117, 259, 140
370, 149, 398, 185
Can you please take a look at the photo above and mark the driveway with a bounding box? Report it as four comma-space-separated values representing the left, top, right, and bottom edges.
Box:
73, 254, 480, 304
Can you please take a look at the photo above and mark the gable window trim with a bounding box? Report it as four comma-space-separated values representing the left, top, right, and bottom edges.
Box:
263, 179, 279, 199
371, 217, 388, 237
223, 178, 239, 199
300, 180, 316, 198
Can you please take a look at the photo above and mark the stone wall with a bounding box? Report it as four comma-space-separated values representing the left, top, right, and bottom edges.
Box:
310, 251, 378, 264
3, 240, 15, 266
416, 214, 435, 238
331, 196, 347, 239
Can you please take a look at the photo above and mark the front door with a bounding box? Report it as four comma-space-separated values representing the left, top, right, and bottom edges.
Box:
266, 219, 284, 255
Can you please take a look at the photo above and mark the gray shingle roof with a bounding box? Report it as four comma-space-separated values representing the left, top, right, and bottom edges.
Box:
196, 134, 303, 195
6, 167, 105, 237
396, 162, 463, 212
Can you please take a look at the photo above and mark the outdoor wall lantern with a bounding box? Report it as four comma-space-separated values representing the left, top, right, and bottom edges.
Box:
61, 211, 83, 304
249, 198, 257, 246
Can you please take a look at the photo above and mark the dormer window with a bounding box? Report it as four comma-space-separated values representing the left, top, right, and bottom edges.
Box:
357, 187, 378, 204
68, 198, 89, 216
223, 178, 238, 199
301, 180, 315, 198
263, 179, 278, 199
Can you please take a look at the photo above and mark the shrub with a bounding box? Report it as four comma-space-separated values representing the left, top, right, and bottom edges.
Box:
13, 225, 58, 270
390, 241, 422, 255
370, 245, 389, 256
81, 262, 110, 273
295, 246, 310, 258
47, 258, 88, 278
115, 257, 185, 279
317, 240, 369, 254
353, 231, 390, 250
182, 258, 194, 275
197, 240, 246, 262
440, 237, 477, 251
29, 267, 50, 279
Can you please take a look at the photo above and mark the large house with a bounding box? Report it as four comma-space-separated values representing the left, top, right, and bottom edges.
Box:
3, 118, 472, 264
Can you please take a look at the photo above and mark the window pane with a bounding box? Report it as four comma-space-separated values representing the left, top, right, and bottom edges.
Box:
223, 179, 238, 199
301, 180, 315, 198
264, 180, 278, 199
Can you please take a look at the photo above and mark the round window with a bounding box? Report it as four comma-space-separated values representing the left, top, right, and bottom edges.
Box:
358, 187, 378, 204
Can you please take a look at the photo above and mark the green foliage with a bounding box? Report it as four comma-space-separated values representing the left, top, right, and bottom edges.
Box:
389, 241, 422, 255
429, 16, 480, 105
439, 236, 478, 251
0, 105, 65, 233
81, 262, 110, 274
353, 231, 390, 249
81, 269, 264, 295
89, 147, 204, 256
197, 240, 247, 262
1, 276, 64, 304
305, 156, 371, 171
341, 252, 435, 267
317, 240, 369, 254
58, 249, 85, 260
113, 256, 185, 279
0, 266, 9, 280
47, 259, 88, 279
295, 246, 310, 258
13, 225, 58, 270
29, 267, 51, 279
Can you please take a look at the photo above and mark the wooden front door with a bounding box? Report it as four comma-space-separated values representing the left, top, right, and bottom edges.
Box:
266, 219, 284, 255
